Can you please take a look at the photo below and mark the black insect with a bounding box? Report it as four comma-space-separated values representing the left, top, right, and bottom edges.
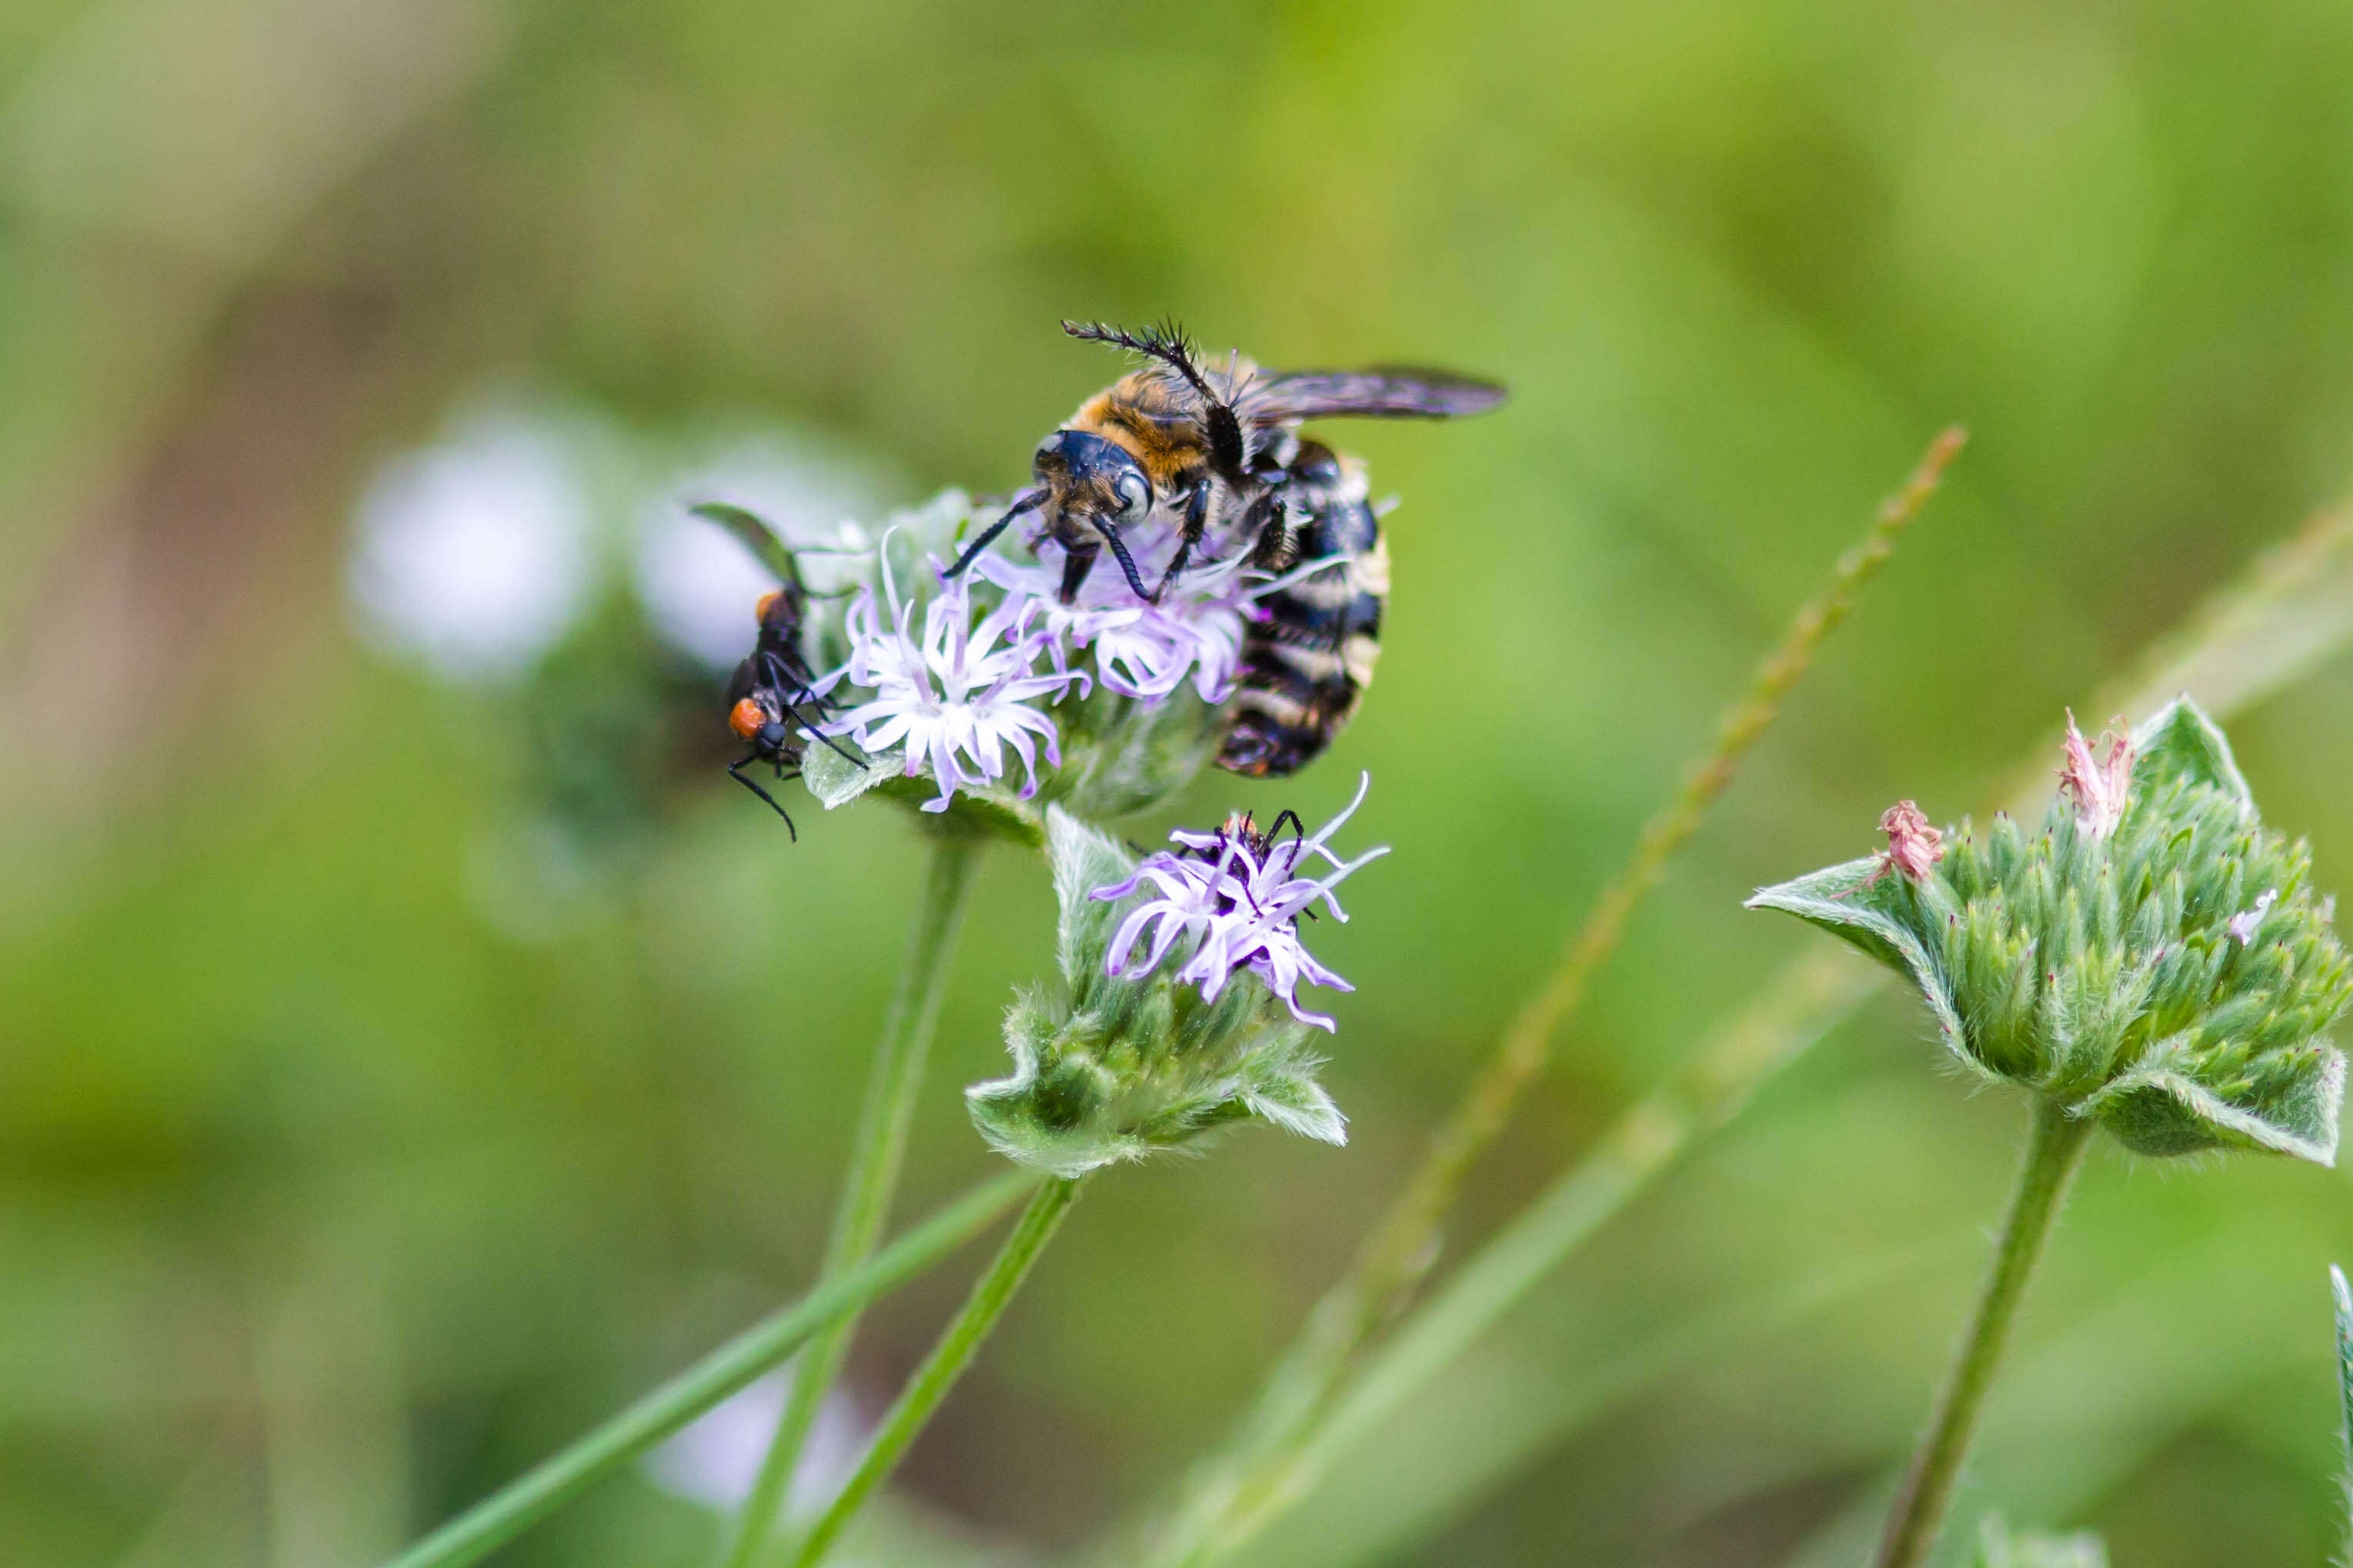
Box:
1180, 808, 1317, 918
946, 320, 1504, 606
1183, 807, 1307, 865
695, 503, 856, 838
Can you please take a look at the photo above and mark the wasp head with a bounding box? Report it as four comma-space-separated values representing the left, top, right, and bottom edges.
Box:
1034, 429, 1151, 531
728, 692, 800, 762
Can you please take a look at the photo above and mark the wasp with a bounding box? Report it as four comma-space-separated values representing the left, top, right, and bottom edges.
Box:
1216, 436, 1392, 778
696, 502, 860, 838
721, 584, 829, 836
946, 320, 1504, 606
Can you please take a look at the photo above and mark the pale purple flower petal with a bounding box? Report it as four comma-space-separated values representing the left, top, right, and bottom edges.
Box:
817, 547, 1082, 811
1087, 772, 1384, 1031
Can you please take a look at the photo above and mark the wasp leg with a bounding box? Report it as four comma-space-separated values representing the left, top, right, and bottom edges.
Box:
1240, 485, 1295, 570
1094, 518, 1156, 603
783, 694, 863, 768
1152, 482, 1214, 599
758, 649, 826, 704
1263, 808, 1319, 919
728, 754, 799, 839
946, 489, 1046, 580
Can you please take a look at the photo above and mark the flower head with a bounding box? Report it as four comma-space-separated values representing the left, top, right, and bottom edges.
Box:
1750, 699, 2353, 1165
818, 552, 1080, 812
2059, 709, 2134, 839
965, 793, 1383, 1176
1091, 773, 1387, 1031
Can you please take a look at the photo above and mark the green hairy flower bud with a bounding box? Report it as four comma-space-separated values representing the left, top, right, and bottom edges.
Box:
966, 809, 1347, 1176
1748, 699, 2352, 1163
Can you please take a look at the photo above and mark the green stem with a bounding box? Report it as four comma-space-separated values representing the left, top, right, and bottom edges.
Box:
794, 1176, 1085, 1568
1874, 1096, 2092, 1568
1106, 482, 2353, 1567
719, 832, 983, 1568
1133, 428, 1966, 1568
378, 1171, 1036, 1568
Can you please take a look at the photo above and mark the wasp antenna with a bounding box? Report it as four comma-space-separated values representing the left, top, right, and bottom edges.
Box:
1065, 318, 1223, 405
946, 489, 1046, 581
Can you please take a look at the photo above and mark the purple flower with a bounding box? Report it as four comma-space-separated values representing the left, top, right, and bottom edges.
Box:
974, 544, 1257, 704
1090, 773, 1387, 1031
819, 554, 1080, 812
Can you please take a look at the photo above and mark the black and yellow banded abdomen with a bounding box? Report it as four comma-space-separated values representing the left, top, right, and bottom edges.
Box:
1217, 440, 1386, 778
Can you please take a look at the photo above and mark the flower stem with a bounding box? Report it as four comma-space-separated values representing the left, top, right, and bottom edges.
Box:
793, 1175, 1085, 1567
1096, 484, 2353, 1568
1132, 428, 1966, 1568
719, 831, 983, 1568
1874, 1096, 2092, 1568
376, 1171, 1036, 1568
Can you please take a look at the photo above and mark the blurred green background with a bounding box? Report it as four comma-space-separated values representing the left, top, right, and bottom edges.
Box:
8, 2, 2353, 1564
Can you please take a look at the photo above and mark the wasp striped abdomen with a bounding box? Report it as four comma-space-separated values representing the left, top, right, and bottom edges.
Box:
1219, 439, 1387, 778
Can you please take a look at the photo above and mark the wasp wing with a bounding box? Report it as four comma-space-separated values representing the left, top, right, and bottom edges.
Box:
1246, 368, 1507, 425
690, 501, 803, 588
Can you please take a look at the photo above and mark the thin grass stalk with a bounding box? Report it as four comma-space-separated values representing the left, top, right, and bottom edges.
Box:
793, 1176, 1086, 1567
1131, 427, 1967, 1567
378, 1171, 1037, 1568
1159, 492, 2353, 1563
719, 832, 983, 1568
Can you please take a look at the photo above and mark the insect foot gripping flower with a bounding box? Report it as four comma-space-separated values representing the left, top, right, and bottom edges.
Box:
1748, 698, 2353, 1164
965, 790, 1384, 1177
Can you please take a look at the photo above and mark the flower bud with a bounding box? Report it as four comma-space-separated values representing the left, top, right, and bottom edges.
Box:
1749, 699, 2352, 1164
965, 809, 1348, 1176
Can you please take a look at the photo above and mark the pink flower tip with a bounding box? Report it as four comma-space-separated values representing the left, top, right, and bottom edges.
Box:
1871, 799, 1944, 886
2058, 709, 2134, 839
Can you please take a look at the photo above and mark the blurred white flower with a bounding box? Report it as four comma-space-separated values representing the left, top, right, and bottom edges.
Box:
634, 509, 783, 671
346, 414, 594, 681
642, 1368, 866, 1516
637, 435, 896, 671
